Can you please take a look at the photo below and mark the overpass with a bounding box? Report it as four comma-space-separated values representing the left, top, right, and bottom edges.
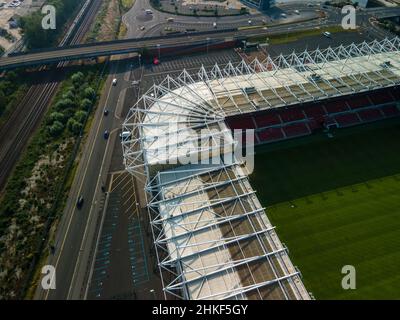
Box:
0, 29, 252, 71
365, 7, 400, 19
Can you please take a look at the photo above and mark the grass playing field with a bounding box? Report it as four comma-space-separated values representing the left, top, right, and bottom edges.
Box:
250, 118, 400, 299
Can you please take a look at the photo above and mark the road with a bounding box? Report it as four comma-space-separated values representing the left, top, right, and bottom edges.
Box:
34, 56, 136, 299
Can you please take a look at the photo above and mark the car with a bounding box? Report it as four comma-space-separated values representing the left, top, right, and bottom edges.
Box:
167, 17, 174, 22
140, 26, 145, 31
103, 109, 109, 116
119, 131, 131, 141
294, 10, 300, 14
323, 31, 332, 38
112, 78, 117, 86
248, 20, 252, 25
280, 13, 287, 18
153, 57, 160, 65
145, 9, 153, 14
77, 195, 84, 209
103, 130, 109, 139
213, 22, 217, 28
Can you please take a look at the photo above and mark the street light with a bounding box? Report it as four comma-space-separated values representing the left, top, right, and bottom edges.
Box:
138, 53, 141, 67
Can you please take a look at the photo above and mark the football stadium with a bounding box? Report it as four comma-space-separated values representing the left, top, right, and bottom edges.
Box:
122, 37, 400, 300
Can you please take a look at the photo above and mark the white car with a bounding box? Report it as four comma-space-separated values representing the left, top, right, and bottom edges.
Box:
323, 31, 332, 38
112, 78, 117, 86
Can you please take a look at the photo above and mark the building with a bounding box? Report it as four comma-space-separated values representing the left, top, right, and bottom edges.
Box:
122, 37, 400, 299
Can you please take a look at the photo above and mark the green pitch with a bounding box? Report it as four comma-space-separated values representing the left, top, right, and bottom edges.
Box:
250, 118, 400, 299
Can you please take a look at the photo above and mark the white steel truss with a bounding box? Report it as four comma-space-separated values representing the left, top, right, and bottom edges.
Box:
122, 37, 400, 300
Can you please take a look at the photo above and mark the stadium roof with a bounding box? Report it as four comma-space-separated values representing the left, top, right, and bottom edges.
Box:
122, 37, 400, 300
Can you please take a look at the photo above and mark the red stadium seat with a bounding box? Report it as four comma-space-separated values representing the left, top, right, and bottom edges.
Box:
279, 108, 305, 123
368, 92, 394, 105
335, 113, 360, 127
282, 122, 310, 138
258, 127, 284, 142
254, 113, 281, 128
347, 95, 371, 110
357, 108, 383, 122
303, 105, 326, 120
381, 105, 400, 118
324, 99, 349, 114
226, 116, 256, 130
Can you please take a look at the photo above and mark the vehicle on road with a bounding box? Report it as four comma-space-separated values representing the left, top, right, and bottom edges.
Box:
294, 10, 300, 14
140, 26, 145, 31
323, 31, 332, 38
103, 109, 109, 116
248, 20, 252, 25
213, 22, 217, 28
77, 196, 84, 209
103, 130, 109, 140
153, 57, 160, 65
280, 13, 287, 18
145, 9, 153, 14
167, 17, 174, 22
112, 78, 117, 86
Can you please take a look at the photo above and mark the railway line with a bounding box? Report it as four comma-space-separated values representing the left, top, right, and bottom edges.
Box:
0, 0, 103, 192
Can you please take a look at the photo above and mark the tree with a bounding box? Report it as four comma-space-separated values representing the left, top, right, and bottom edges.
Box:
71, 72, 84, 88
55, 98, 75, 110
48, 121, 64, 137
49, 112, 65, 124
80, 98, 92, 111
67, 118, 82, 135
83, 87, 96, 101
74, 110, 87, 124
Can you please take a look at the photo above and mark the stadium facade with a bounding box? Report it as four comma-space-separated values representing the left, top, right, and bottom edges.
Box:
122, 38, 400, 300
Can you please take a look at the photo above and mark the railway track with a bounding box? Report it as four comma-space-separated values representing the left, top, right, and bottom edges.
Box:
0, 0, 104, 192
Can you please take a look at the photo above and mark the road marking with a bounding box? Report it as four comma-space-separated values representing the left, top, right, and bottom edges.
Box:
66, 126, 117, 299
43, 71, 117, 300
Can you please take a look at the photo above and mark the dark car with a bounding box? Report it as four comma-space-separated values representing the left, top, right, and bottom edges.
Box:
77, 195, 84, 209
104, 109, 109, 116
104, 130, 109, 139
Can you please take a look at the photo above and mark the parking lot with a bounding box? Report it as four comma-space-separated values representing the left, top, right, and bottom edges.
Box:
87, 171, 161, 299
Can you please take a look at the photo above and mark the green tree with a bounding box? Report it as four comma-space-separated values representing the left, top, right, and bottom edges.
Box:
49, 111, 65, 124
67, 118, 83, 135
80, 98, 92, 111
48, 120, 64, 137
83, 87, 96, 101
71, 72, 84, 88
74, 110, 87, 124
